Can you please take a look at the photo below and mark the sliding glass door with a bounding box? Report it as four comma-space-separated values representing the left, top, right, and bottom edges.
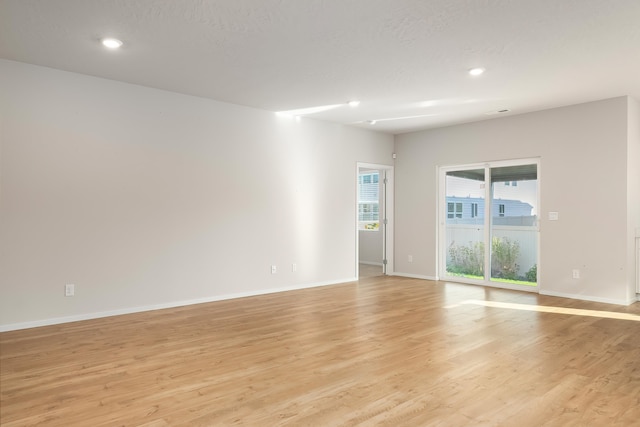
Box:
441, 160, 539, 290
489, 164, 538, 286
444, 168, 486, 280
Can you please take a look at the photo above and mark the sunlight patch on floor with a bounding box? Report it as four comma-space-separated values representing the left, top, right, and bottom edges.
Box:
444, 300, 640, 321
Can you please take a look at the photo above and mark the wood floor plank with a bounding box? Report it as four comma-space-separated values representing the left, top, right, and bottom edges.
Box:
2, 276, 640, 426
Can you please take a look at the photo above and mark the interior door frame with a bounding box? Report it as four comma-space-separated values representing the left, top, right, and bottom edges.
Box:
438, 157, 541, 292
356, 162, 394, 278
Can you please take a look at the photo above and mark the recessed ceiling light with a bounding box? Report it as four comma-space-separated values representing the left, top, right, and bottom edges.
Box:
347, 100, 360, 107
101, 38, 123, 49
469, 67, 485, 76
367, 120, 377, 125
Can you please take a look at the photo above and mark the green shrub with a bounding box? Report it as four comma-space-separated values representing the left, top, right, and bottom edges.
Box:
448, 237, 526, 281
491, 237, 520, 280
525, 264, 537, 283
448, 241, 484, 276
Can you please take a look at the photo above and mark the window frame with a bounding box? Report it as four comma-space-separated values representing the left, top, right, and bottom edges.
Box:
358, 171, 380, 231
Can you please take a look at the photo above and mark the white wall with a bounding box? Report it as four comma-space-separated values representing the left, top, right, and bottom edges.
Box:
0, 60, 394, 330
628, 97, 640, 298
358, 230, 383, 264
394, 97, 635, 305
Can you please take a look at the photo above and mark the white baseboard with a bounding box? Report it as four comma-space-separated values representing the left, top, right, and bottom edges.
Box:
392, 274, 635, 304
390, 272, 439, 281
539, 289, 634, 306
0, 277, 357, 332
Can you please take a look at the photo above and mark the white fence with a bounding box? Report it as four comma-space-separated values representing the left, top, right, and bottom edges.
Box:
446, 224, 538, 276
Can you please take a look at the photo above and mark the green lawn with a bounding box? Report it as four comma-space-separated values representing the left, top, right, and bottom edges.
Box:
446, 272, 536, 287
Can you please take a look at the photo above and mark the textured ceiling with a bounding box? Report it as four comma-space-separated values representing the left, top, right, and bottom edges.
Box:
1, 0, 639, 134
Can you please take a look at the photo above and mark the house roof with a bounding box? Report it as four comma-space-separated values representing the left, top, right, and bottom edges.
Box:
1, 0, 639, 134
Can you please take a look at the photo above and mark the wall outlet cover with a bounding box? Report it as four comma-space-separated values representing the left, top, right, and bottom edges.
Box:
65, 284, 75, 296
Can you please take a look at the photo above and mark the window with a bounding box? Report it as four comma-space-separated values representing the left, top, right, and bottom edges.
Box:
499, 204, 505, 217
359, 172, 380, 230
448, 202, 462, 219
471, 203, 479, 218
359, 203, 379, 220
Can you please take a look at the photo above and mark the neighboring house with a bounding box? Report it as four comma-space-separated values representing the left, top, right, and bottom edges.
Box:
446, 196, 533, 223
358, 172, 380, 227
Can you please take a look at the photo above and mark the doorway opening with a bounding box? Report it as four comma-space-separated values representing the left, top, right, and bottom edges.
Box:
356, 163, 394, 279
439, 159, 539, 291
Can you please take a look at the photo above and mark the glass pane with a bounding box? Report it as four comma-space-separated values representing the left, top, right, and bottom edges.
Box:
358, 172, 380, 230
490, 165, 538, 286
445, 169, 485, 280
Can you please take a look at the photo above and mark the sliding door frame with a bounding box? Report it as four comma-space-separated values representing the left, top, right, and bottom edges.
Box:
438, 158, 541, 293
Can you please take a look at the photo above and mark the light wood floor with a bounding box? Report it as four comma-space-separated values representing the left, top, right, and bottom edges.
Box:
2, 276, 640, 427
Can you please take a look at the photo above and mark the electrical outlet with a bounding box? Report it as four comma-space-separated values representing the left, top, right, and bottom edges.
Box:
292, 263, 297, 272
408, 255, 413, 262
65, 284, 75, 297
572, 269, 580, 279
271, 265, 277, 274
